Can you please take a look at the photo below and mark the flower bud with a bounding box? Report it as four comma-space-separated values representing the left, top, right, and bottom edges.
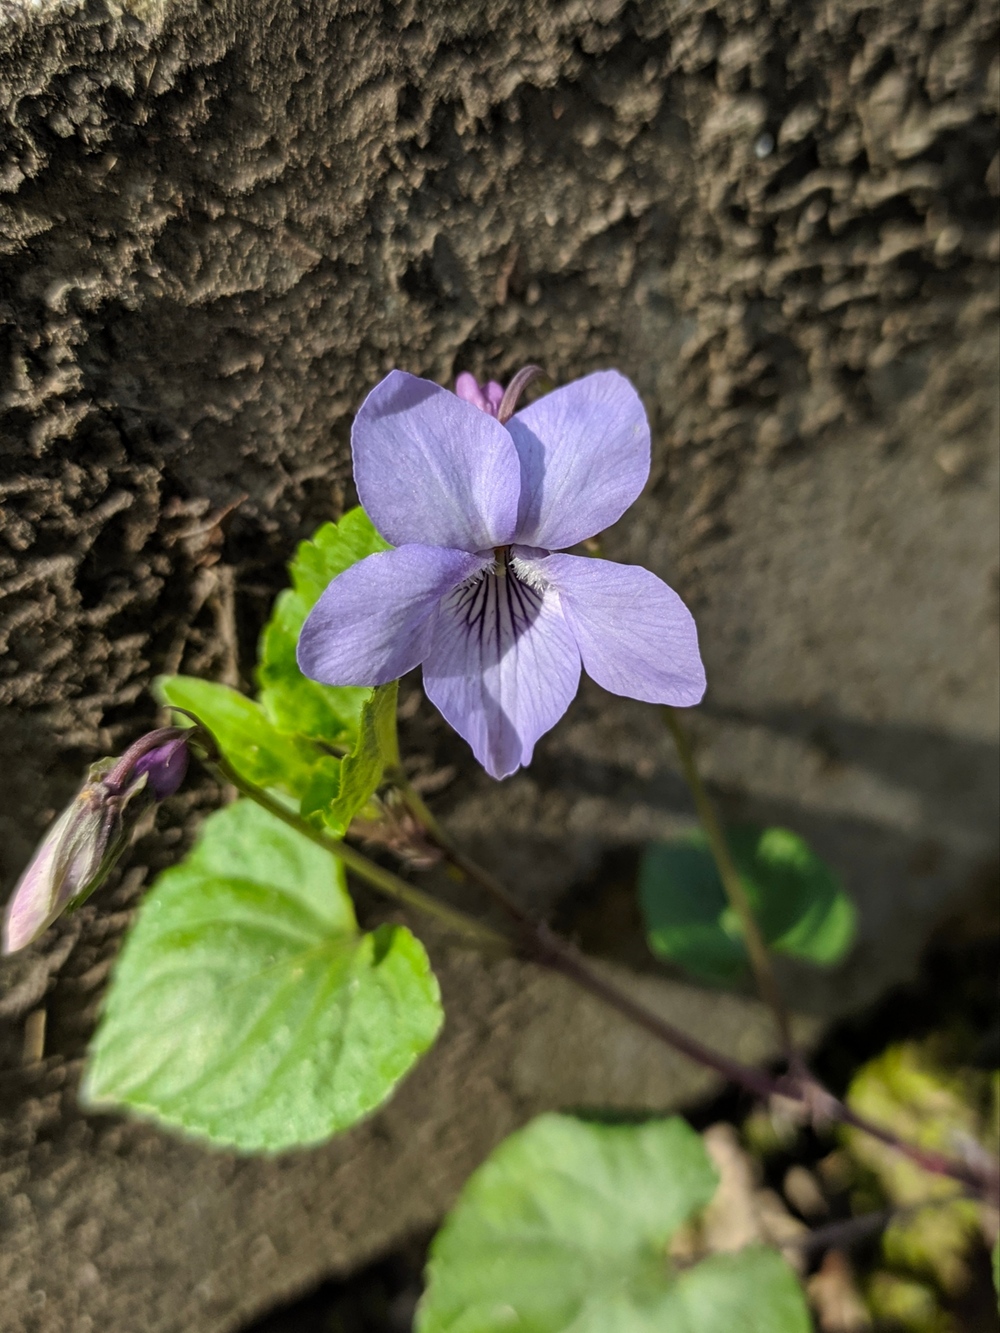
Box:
2, 728, 190, 954
130, 735, 189, 799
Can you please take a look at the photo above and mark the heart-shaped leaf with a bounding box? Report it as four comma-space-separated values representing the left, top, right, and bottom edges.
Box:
417, 1113, 810, 1333
84, 800, 442, 1152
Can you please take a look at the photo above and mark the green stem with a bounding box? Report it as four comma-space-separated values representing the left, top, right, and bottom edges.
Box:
386, 689, 532, 926
389, 767, 531, 924
663, 708, 795, 1059
214, 757, 509, 951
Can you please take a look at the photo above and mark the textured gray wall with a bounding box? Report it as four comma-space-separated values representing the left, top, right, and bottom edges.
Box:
0, 0, 997, 1328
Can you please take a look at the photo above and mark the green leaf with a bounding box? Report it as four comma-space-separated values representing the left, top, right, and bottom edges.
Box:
258, 508, 390, 744
639, 826, 856, 985
303, 683, 399, 835
156, 675, 319, 796
83, 800, 442, 1152
298, 754, 346, 826
417, 1114, 809, 1333
665, 1250, 812, 1333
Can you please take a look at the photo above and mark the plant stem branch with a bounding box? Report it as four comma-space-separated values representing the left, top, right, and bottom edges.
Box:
212, 757, 509, 951
388, 769, 532, 925
796, 1208, 895, 1255
793, 1191, 978, 1256
392, 771, 785, 1096
833, 1101, 996, 1198
387, 767, 998, 1203
533, 924, 786, 1100
663, 707, 796, 1060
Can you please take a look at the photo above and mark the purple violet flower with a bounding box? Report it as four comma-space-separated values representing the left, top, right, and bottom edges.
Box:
297, 368, 706, 779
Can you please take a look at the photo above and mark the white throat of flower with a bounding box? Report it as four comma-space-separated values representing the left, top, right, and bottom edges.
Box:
477, 545, 549, 592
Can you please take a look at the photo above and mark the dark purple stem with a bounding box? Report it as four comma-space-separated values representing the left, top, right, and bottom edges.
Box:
834, 1102, 997, 1201
793, 1191, 985, 1256
534, 924, 786, 1100
390, 775, 999, 1204
175, 731, 997, 1205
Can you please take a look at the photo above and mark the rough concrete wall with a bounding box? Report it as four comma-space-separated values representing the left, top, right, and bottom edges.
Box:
0, 0, 997, 1329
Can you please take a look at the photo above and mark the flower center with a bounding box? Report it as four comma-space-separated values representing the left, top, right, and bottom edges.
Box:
448, 559, 544, 658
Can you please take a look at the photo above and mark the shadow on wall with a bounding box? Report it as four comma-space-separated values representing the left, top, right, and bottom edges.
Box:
458, 700, 1000, 1020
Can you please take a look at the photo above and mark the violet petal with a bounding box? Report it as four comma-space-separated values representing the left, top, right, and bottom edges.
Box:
352, 370, 520, 550
506, 370, 651, 550
455, 371, 489, 412
422, 564, 581, 779
455, 373, 505, 418
484, 380, 504, 415
298, 544, 490, 686
531, 552, 706, 706
2, 812, 66, 953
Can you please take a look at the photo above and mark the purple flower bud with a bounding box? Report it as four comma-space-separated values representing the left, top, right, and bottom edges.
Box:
2, 728, 190, 954
132, 736, 189, 799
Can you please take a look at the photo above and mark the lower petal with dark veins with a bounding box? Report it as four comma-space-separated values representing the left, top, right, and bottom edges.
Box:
422, 567, 581, 780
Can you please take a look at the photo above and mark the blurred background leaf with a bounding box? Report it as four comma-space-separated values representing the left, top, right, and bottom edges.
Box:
844, 1042, 997, 1303
638, 825, 856, 985
417, 1112, 810, 1333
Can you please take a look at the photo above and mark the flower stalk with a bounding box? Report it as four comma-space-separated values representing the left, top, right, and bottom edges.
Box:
663, 706, 796, 1061
211, 755, 790, 1099
207, 752, 508, 952
496, 364, 545, 423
